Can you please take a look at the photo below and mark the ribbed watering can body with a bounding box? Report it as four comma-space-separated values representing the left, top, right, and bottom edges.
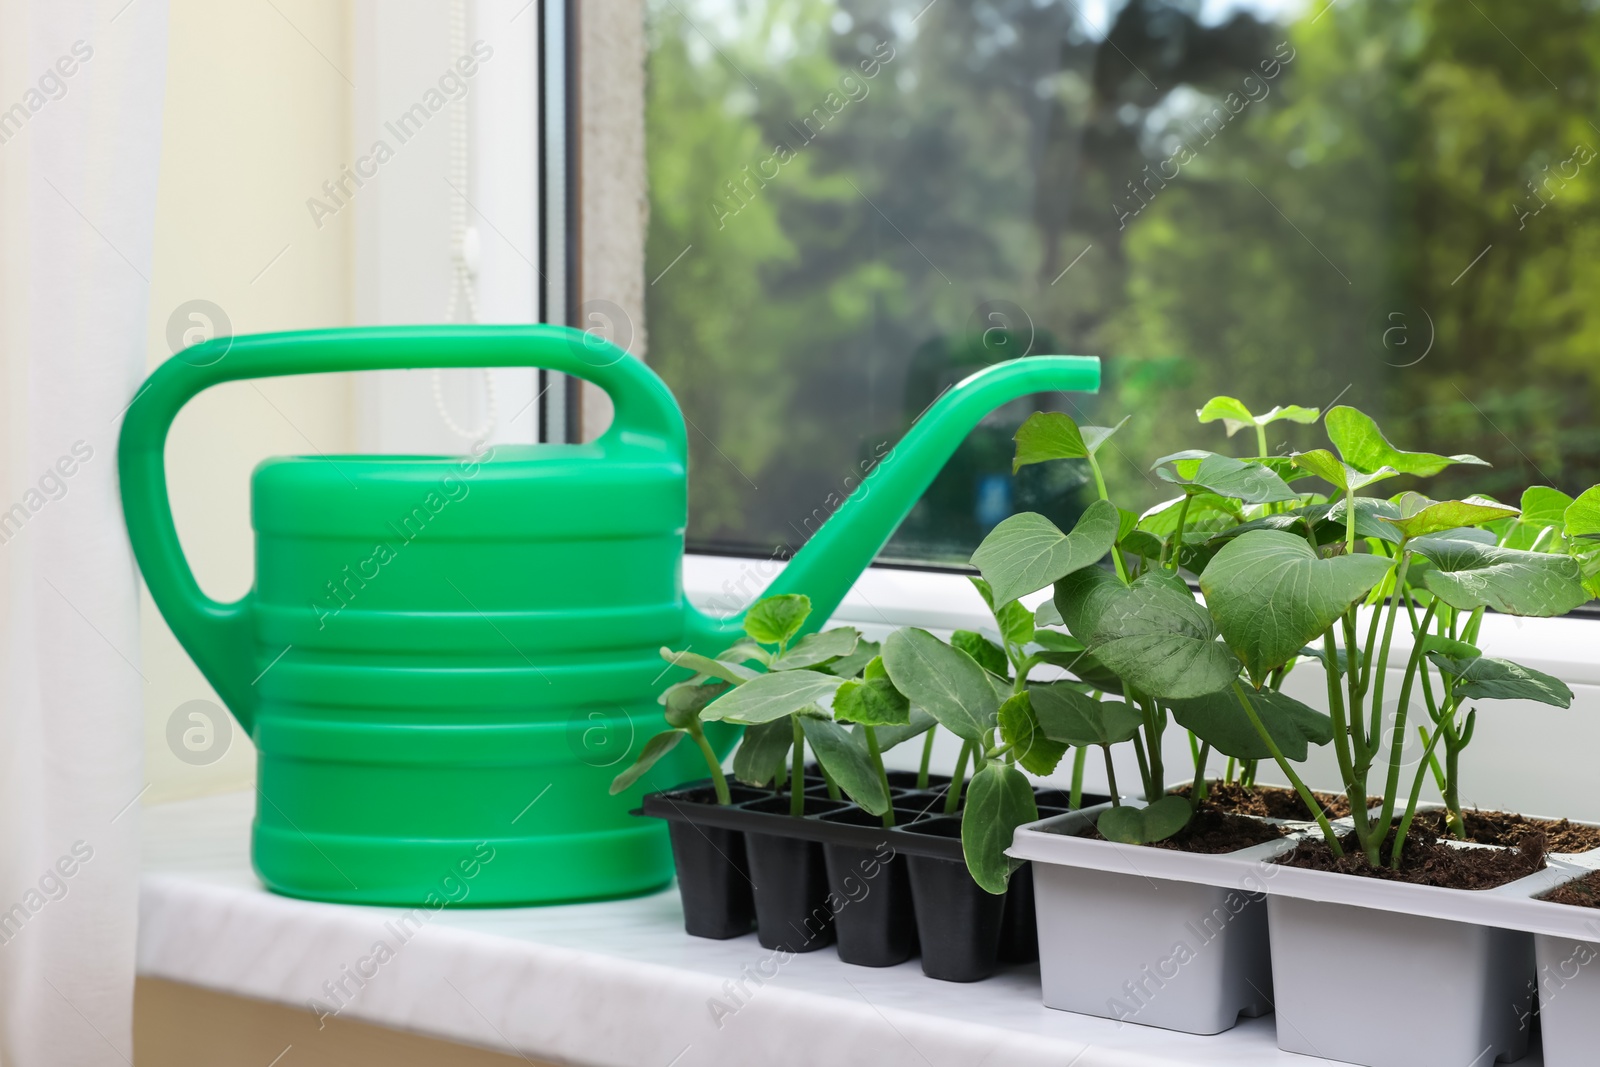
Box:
119, 325, 1098, 906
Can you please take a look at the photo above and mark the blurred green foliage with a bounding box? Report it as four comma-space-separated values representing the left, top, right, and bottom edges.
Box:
644, 0, 1600, 563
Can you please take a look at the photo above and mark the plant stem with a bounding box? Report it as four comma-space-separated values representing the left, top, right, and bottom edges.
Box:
1254, 423, 1269, 459
1088, 453, 1131, 583
1365, 553, 1411, 765
1192, 741, 1211, 804
1101, 745, 1122, 806
1069, 746, 1087, 808
1374, 584, 1438, 866
1224, 756, 1237, 784
1131, 731, 1152, 796
1322, 624, 1370, 856
790, 716, 805, 818
1139, 696, 1165, 799
687, 720, 732, 805
1232, 681, 1342, 854
864, 725, 894, 828
917, 725, 936, 790
945, 739, 973, 814
1169, 492, 1193, 573
820, 761, 841, 801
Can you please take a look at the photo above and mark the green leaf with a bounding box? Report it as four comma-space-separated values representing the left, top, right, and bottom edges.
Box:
1081, 416, 1131, 455
1031, 684, 1142, 745
952, 630, 1009, 677
1167, 687, 1333, 762
801, 717, 890, 815
1521, 487, 1574, 528
833, 657, 912, 727
743, 594, 812, 646
1410, 535, 1588, 616
998, 692, 1069, 776
772, 627, 861, 670
1197, 397, 1320, 437
1011, 412, 1128, 471
659, 647, 759, 684
864, 707, 937, 751
1293, 449, 1399, 493
701, 670, 845, 725
1426, 654, 1574, 707
1152, 451, 1300, 504
995, 599, 1036, 648
661, 681, 728, 728
1012, 411, 1088, 468
1383, 497, 1519, 541
1067, 570, 1242, 699
1566, 487, 1600, 540
1200, 531, 1393, 684
1325, 406, 1488, 477
881, 629, 1002, 741
717, 640, 772, 667
825, 638, 880, 679
732, 718, 793, 787
1098, 796, 1193, 844
970, 499, 1119, 605
609, 730, 686, 795
1138, 493, 1241, 537
961, 762, 1038, 893
1195, 396, 1256, 436
1034, 598, 1063, 626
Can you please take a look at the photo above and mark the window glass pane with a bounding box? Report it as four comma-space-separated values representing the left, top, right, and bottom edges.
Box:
645, 0, 1600, 565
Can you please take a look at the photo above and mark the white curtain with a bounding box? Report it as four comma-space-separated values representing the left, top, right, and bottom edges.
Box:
0, 1, 166, 1063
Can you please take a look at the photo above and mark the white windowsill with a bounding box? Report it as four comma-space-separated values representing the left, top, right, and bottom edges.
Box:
140, 790, 1376, 1067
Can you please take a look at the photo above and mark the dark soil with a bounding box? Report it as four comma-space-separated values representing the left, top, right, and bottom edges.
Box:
1087, 806, 1285, 855
1411, 809, 1600, 855
1542, 870, 1600, 909
1173, 781, 1369, 821
1277, 828, 1546, 891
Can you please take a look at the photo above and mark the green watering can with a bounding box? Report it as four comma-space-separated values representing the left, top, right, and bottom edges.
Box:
120, 325, 1099, 906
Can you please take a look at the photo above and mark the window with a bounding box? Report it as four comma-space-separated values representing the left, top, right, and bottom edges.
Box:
643, 0, 1600, 567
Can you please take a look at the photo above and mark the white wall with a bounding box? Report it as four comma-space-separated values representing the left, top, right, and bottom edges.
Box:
141, 0, 355, 804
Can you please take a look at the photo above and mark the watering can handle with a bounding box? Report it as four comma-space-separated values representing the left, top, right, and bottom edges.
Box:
117, 325, 685, 735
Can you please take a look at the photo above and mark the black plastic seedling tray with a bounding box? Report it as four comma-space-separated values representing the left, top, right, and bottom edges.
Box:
640, 777, 1111, 982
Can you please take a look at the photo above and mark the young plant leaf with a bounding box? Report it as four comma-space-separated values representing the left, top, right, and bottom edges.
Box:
700, 670, 845, 725
1030, 683, 1142, 746
1152, 451, 1300, 504
1197, 397, 1321, 437
1138, 493, 1241, 537
1200, 530, 1392, 685
609, 730, 686, 795
1097, 796, 1192, 844
961, 761, 1038, 893
970, 499, 1119, 606
717, 640, 772, 667
1034, 597, 1064, 626
661, 680, 728, 728
881, 628, 1001, 742
1520, 487, 1574, 528
660, 648, 759, 684
743, 594, 812, 646
732, 718, 793, 786
995, 598, 1036, 648
1325, 406, 1489, 477
771, 627, 861, 670
1410, 535, 1588, 616
952, 630, 1009, 677
1292, 449, 1400, 494
800, 717, 890, 815
1081, 417, 1131, 455
1425, 654, 1574, 707
1195, 396, 1256, 436
1382, 497, 1519, 542
1070, 571, 1242, 699
826, 638, 881, 679
998, 692, 1069, 776
1166, 688, 1333, 761
1012, 412, 1129, 470
1566, 486, 1600, 540
864, 707, 937, 751
833, 656, 912, 727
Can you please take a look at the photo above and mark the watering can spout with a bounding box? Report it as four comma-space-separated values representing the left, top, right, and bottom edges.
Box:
682, 355, 1100, 648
